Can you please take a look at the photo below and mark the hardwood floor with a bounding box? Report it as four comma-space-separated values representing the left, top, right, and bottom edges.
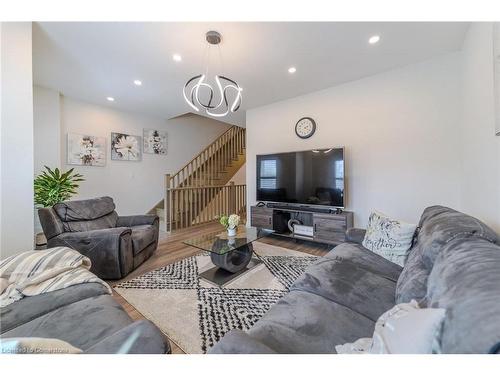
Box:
111, 220, 331, 354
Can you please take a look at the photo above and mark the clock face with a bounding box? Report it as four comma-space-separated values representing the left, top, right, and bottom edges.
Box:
295, 117, 316, 139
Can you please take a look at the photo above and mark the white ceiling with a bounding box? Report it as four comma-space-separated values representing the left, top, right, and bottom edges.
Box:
33, 22, 469, 126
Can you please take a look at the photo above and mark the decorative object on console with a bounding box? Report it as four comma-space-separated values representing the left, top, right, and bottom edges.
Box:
287, 218, 301, 233
111, 132, 142, 161
295, 117, 316, 139
143, 129, 167, 155
218, 214, 240, 236
362, 210, 417, 266
183, 31, 242, 118
335, 300, 446, 354
67, 133, 106, 166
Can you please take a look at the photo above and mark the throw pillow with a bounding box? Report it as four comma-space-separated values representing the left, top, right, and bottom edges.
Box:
362, 210, 417, 266
334, 300, 446, 354
0, 337, 82, 354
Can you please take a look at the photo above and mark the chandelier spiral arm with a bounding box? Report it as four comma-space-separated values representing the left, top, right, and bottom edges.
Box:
182, 31, 242, 118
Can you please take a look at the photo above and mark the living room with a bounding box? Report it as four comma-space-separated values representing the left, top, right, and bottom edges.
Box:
1, 0, 500, 373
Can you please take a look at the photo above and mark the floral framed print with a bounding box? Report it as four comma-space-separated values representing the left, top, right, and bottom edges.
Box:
143, 129, 167, 155
67, 133, 106, 166
111, 132, 142, 161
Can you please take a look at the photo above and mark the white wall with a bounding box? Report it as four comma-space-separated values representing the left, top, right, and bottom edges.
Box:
230, 164, 246, 185
246, 53, 463, 227
33, 94, 231, 216
1, 23, 34, 258
33, 86, 61, 175
460, 23, 500, 231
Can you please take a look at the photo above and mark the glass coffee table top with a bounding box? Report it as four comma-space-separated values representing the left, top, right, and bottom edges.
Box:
183, 227, 274, 255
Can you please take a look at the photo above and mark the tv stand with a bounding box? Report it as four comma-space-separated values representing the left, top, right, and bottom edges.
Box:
250, 205, 354, 246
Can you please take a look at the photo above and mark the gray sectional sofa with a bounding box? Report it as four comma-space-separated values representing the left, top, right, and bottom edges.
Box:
38, 196, 159, 280
210, 206, 500, 354
0, 282, 170, 353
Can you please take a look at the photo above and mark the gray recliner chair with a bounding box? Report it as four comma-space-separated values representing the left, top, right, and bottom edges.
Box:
38, 196, 159, 280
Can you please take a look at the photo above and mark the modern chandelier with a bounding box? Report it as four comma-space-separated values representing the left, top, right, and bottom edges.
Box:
183, 31, 242, 118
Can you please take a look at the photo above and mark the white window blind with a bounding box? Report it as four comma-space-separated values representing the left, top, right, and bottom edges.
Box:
260, 159, 277, 189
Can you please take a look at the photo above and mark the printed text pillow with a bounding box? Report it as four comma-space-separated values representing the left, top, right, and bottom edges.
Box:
362, 211, 417, 266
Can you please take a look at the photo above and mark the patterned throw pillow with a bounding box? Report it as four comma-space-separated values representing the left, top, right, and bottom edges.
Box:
335, 300, 446, 354
362, 211, 417, 266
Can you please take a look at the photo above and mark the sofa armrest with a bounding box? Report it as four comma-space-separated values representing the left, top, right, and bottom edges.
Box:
84, 320, 170, 354
345, 228, 366, 244
47, 227, 132, 279
117, 215, 159, 227
208, 330, 277, 354
38, 207, 64, 240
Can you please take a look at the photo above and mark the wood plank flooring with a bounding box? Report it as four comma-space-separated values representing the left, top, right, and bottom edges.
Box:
111, 220, 331, 354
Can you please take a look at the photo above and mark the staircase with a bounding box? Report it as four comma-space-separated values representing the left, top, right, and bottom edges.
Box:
150, 126, 246, 232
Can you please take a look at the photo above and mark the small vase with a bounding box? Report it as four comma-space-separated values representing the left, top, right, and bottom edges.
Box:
227, 227, 237, 237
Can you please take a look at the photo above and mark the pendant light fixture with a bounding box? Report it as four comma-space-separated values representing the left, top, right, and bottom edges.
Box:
183, 31, 242, 118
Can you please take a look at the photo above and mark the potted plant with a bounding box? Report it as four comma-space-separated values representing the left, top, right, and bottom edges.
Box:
34, 166, 84, 246
218, 214, 240, 237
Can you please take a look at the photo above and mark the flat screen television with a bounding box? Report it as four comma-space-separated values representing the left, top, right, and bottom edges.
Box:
256, 148, 345, 208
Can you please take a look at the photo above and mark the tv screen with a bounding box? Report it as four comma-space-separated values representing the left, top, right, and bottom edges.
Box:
256, 148, 345, 208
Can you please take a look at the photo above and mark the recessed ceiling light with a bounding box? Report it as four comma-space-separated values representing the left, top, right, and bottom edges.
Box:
288, 66, 297, 74
133, 80, 142, 86
173, 54, 182, 62
368, 35, 381, 45
106, 97, 115, 102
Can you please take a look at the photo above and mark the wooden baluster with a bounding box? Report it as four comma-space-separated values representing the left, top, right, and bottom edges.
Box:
165, 174, 171, 232
209, 144, 213, 185
205, 187, 209, 223
198, 188, 201, 224
173, 189, 177, 230
229, 181, 235, 213
189, 188, 193, 226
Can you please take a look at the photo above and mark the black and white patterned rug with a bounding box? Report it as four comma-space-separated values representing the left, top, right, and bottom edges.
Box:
114, 242, 319, 353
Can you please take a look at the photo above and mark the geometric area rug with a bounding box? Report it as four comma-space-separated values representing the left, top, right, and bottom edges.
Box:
114, 242, 320, 353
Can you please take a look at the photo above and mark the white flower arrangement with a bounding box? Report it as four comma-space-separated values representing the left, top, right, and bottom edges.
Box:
218, 214, 240, 229
228, 214, 240, 229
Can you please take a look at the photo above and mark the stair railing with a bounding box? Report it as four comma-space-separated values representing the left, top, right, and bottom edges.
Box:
168, 126, 246, 189
165, 181, 247, 232
164, 126, 246, 232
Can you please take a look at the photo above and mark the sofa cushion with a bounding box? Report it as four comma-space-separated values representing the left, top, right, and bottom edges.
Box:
362, 210, 417, 266
61, 211, 118, 232
426, 236, 500, 353
131, 225, 156, 256
248, 290, 375, 353
396, 205, 499, 304
394, 247, 428, 303
291, 257, 398, 321
415, 206, 498, 270
326, 243, 402, 282
0, 283, 109, 334
84, 320, 169, 354
54, 196, 116, 222
1, 294, 132, 351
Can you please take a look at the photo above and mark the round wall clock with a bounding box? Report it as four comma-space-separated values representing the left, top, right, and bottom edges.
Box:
295, 117, 316, 139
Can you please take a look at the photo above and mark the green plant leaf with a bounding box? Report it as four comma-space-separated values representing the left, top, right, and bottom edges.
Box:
34, 166, 85, 207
